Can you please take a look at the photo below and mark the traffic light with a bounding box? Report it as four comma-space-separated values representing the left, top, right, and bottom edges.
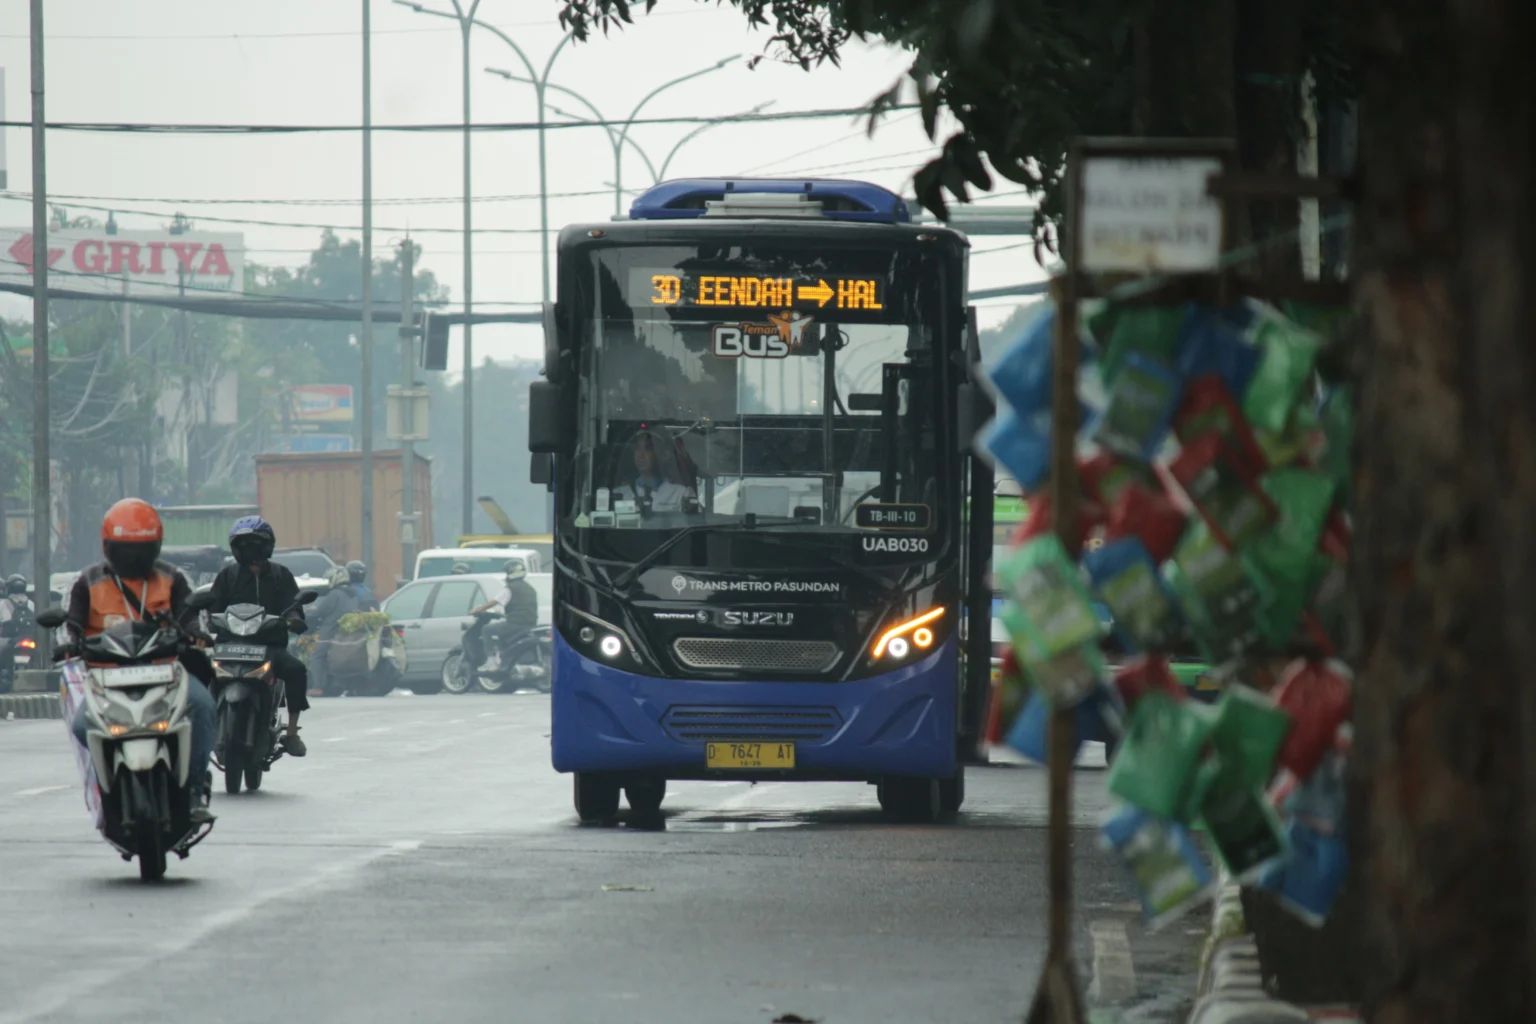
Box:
420, 313, 450, 371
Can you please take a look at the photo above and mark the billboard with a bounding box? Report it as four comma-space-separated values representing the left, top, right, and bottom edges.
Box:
273, 434, 353, 454
0, 227, 244, 297
288, 384, 354, 423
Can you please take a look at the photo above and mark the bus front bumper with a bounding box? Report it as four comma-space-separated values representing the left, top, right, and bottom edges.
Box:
550, 633, 959, 781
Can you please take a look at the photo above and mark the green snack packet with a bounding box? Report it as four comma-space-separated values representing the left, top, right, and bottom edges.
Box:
1199, 757, 1290, 881
1024, 643, 1107, 708
1254, 402, 1322, 468
1317, 385, 1354, 500
1100, 305, 1189, 386
1165, 523, 1265, 661
1209, 684, 1292, 790
1246, 470, 1337, 648
994, 535, 1101, 661
1107, 692, 1217, 821
1242, 314, 1322, 434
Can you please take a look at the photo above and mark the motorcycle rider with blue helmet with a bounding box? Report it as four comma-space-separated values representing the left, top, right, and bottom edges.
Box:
205, 516, 313, 756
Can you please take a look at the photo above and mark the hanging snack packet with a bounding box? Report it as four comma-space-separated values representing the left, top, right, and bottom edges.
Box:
1244, 469, 1338, 648
1004, 680, 1117, 763
1107, 691, 1216, 821
1080, 451, 1157, 511
986, 306, 1056, 419
1012, 492, 1104, 554
1083, 537, 1186, 651
1241, 312, 1323, 435
1254, 401, 1323, 469
994, 535, 1102, 662
1277, 749, 1348, 835
1097, 305, 1189, 386
1176, 305, 1263, 398
1091, 354, 1185, 462
1164, 523, 1266, 662
1271, 659, 1352, 780
1112, 655, 1185, 711
1167, 433, 1277, 550
980, 407, 1051, 492
1316, 385, 1354, 501
1198, 757, 1290, 882
1255, 819, 1348, 928
1100, 805, 1217, 930
1023, 642, 1108, 708
1209, 684, 1292, 791
1173, 375, 1268, 481
1103, 482, 1189, 563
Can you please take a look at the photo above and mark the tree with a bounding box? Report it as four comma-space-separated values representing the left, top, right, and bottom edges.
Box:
555, 2, 1533, 1020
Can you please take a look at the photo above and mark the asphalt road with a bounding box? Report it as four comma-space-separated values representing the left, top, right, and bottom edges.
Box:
0, 694, 1200, 1024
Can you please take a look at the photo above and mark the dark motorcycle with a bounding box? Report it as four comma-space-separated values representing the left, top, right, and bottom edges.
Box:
38, 595, 215, 882
0, 604, 36, 693
443, 610, 551, 695
208, 591, 317, 794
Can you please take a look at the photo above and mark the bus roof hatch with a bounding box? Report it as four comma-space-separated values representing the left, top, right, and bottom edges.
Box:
628, 178, 911, 225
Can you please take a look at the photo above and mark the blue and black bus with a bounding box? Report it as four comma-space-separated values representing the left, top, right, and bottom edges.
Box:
527, 178, 995, 822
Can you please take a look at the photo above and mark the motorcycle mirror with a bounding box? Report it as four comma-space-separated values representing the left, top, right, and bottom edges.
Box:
35, 608, 66, 629
298, 591, 319, 606
184, 590, 214, 612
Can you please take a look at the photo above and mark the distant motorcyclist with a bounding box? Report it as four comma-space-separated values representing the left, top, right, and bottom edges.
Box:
0, 573, 31, 632
469, 560, 538, 662
307, 566, 360, 696
63, 499, 217, 822
206, 516, 312, 756
345, 561, 378, 610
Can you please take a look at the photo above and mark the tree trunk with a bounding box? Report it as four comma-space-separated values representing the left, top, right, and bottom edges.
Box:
1350, 0, 1536, 1019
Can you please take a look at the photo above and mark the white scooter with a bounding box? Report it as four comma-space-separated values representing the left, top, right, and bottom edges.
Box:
39, 592, 215, 882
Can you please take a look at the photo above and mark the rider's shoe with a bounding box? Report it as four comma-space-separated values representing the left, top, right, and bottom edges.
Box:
282, 730, 308, 757
190, 774, 217, 824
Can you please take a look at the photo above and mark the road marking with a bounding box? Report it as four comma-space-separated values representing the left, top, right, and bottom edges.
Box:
0, 839, 422, 1024
446, 718, 465, 725
12, 785, 69, 798
322, 736, 349, 743
364, 727, 393, 735
1087, 918, 1137, 1003
477, 712, 499, 719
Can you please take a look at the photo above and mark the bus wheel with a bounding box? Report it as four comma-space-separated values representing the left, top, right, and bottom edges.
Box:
624, 777, 666, 816
877, 777, 941, 823
574, 773, 621, 823
938, 767, 965, 816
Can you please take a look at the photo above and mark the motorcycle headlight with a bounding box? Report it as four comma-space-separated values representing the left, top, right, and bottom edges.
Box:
229, 617, 260, 637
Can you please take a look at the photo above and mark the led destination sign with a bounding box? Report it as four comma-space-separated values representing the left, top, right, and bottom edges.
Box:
632, 269, 885, 312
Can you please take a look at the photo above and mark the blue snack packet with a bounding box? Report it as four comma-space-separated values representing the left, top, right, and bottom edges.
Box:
1083, 537, 1187, 652
986, 307, 1056, 419
1100, 805, 1217, 929
979, 407, 1051, 491
1256, 819, 1348, 927
1004, 678, 1121, 764
1177, 305, 1263, 398
1091, 354, 1185, 462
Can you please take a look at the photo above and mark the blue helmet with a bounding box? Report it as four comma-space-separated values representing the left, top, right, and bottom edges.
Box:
229, 515, 276, 566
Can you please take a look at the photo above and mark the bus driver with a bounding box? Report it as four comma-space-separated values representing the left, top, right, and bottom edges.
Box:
613, 431, 694, 513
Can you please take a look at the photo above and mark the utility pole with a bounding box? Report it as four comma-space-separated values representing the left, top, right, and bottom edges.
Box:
398, 239, 417, 577
29, 0, 49, 659
453, 0, 483, 538
360, 0, 376, 576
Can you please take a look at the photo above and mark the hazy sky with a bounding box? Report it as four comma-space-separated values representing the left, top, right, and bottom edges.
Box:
0, 1, 1043, 369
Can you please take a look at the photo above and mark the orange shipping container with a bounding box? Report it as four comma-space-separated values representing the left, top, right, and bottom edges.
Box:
254, 450, 433, 597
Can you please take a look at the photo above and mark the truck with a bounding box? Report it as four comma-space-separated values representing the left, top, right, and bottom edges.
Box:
254, 450, 433, 597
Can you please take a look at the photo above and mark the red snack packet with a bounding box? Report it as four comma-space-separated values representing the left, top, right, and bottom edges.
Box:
1174, 375, 1268, 480
1165, 433, 1277, 550
1012, 492, 1104, 554
1079, 452, 1154, 511
1271, 659, 1352, 779
1318, 509, 1351, 562
1104, 483, 1189, 563
1112, 654, 1185, 711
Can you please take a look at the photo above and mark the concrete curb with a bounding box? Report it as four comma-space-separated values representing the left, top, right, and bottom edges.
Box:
0, 692, 63, 720
1188, 883, 1310, 1024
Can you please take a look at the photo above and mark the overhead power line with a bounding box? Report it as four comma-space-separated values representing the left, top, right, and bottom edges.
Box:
0, 104, 917, 135
1, 188, 617, 207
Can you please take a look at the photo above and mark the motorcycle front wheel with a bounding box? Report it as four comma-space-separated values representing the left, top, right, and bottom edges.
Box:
136, 824, 167, 882
223, 744, 244, 794
441, 652, 473, 694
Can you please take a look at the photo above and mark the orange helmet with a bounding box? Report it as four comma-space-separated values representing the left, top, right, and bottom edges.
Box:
101, 498, 163, 578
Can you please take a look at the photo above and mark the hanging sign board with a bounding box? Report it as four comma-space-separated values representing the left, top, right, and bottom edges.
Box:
1078, 145, 1229, 274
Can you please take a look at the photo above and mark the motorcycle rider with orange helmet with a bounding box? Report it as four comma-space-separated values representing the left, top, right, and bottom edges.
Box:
64, 498, 217, 822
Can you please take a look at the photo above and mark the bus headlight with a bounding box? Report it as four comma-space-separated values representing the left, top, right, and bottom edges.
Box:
871, 607, 945, 661
598, 635, 623, 659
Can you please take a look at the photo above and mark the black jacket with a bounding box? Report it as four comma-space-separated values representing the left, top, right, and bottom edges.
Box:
207, 562, 307, 646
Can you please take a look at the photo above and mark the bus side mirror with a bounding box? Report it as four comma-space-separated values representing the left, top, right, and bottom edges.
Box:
956, 381, 992, 454
530, 453, 553, 487
528, 380, 567, 455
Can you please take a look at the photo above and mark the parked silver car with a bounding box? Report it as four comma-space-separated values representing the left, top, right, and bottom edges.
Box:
381, 572, 551, 694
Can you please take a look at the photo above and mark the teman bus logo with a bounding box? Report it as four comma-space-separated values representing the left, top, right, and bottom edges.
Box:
711, 312, 815, 359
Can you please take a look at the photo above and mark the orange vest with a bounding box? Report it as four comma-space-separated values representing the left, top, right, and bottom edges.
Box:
81, 561, 176, 635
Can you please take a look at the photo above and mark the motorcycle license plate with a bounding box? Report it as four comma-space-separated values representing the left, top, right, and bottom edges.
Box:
14, 654, 30, 667
705, 741, 796, 770
214, 643, 267, 661
95, 664, 176, 687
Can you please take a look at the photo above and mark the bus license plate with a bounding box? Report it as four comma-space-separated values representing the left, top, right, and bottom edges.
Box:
706, 741, 795, 770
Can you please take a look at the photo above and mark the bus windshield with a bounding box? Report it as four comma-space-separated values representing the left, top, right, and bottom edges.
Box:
561, 241, 952, 568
